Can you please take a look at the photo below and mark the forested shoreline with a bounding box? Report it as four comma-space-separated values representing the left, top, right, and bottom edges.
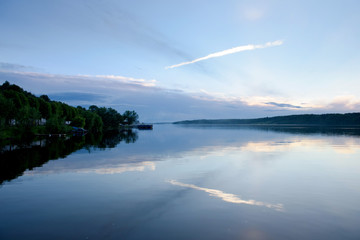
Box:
174, 113, 360, 126
0, 81, 139, 141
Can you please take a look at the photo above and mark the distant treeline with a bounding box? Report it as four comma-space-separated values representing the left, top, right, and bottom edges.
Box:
0, 81, 139, 140
174, 113, 360, 126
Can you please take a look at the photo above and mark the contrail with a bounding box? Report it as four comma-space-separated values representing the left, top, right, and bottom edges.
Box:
165, 40, 283, 69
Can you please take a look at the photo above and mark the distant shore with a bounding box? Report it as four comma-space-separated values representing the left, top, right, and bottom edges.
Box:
173, 113, 360, 126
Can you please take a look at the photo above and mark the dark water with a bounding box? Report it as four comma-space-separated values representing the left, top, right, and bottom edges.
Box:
1, 125, 360, 240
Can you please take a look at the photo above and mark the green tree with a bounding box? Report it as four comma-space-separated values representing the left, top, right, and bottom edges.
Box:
0, 93, 15, 127
39, 98, 51, 119
89, 105, 99, 112
16, 106, 41, 127
72, 115, 86, 128
0, 94, 6, 127
0, 81, 142, 136
51, 102, 62, 116
28, 96, 40, 110
92, 114, 103, 132
40, 94, 50, 102
122, 110, 139, 125
45, 115, 67, 133
90, 106, 122, 130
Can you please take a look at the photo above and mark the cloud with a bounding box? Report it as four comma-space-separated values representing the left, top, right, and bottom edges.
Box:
93, 74, 157, 87
47, 92, 108, 105
0, 62, 38, 72
0, 70, 280, 122
325, 95, 360, 111
2, 70, 357, 122
167, 179, 283, 211
0, 70, 157, 90
165, 40, 283, 69
266, 102, 303, 109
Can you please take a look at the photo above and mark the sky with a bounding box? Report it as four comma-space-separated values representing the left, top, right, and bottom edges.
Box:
1, 0, 360, 122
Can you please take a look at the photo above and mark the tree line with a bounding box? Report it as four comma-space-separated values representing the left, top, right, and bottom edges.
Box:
174, 113, 360, 126
0, 81, 139, 139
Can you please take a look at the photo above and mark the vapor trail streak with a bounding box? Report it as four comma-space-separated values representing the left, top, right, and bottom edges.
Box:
165, 40, 283, 69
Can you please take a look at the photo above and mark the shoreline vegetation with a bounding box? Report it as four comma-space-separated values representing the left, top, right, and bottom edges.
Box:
0, 81, 139, 144
173, 113, 360, 126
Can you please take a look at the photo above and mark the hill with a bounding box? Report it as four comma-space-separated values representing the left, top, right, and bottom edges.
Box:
174, 113, 360, 126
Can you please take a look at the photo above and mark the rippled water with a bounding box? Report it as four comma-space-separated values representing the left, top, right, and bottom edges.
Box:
1, 124, 360, 239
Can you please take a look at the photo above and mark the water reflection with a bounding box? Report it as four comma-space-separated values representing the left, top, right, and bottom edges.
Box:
178, 124, 360, 137
3, 124, 360, 185
2, 125, 360, 185
168, 179, 284, 211
0, 129, 138, 184
241, 138, 360, 154
25, 161, 156, 175
83, 129, 138, 149
1, 124, 360, 239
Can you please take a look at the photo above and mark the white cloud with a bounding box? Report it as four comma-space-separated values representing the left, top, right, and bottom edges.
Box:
2, 70, 358, 122
165, 40, 283, 69
325, 95, 360, 111
93, 74, 157, 87
74, 74, 157, 87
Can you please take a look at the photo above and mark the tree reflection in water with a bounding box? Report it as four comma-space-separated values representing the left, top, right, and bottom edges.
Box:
0, 129, 138, 184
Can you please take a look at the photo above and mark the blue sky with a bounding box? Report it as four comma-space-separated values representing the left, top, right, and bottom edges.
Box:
1, 0, 360, 122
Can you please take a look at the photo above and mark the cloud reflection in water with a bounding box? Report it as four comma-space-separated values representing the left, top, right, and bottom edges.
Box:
25, 161, 156, 175
167, 179, 283, 211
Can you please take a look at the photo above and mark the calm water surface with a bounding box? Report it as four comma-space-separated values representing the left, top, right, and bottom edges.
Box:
1, 124, 360, 239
